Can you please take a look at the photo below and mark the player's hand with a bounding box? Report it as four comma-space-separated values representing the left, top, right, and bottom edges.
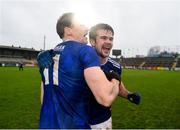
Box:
37, 49, 54, 69
128, 92, 141, 105
104, 70, 121, 82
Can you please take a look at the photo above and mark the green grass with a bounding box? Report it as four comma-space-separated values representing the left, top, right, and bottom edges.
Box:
112, 69, 180, 129
0, 67, 180, 128
0, 67, 41, 128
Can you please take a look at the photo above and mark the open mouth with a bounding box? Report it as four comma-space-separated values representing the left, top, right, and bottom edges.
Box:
103, 45, 112, 51
102, 47, 110, 54
102, 45, 112, 54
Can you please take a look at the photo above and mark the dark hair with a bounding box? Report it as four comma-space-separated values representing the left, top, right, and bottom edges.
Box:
89, 23, 114, 40
56, 12, 74, 39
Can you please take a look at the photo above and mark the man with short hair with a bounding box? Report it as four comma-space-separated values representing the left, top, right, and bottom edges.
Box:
88, 23, 141, 129
38, 13, 120, 129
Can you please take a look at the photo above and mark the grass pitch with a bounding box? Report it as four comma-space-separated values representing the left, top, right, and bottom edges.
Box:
112, 69, 180, 129
0, 67, 179, 128
0, 67, 40, 128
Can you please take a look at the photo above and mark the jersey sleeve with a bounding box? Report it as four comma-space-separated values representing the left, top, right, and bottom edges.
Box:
108, 58, 122, 76
79, 45, 100, 69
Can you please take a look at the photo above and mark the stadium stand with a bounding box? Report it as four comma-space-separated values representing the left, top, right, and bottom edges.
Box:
113, 56, 179, 71
176, 58, 180, 67
0, 45, 40, 67
142, 57, 175, 68
1, 44, 178, 70
120, 58, 145, 69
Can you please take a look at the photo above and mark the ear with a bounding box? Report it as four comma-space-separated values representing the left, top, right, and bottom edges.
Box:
90, 39, 95, 47
64, 27, 72, 36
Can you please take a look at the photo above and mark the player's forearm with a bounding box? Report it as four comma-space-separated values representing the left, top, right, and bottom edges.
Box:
84, 67, 119, 107
93, 78, 120, 107
108, 79, 120, 103
118, 82, 129, 99
100, 79, 120, 106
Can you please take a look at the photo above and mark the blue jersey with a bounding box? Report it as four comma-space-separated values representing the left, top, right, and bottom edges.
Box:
89, 57, 121, 125
39, 41, 100, 129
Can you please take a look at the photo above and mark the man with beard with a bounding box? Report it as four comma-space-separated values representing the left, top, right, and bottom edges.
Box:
88, 23, 141, 129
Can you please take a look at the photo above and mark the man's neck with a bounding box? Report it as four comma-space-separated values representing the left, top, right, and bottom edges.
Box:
100, 57, 108, 65
63, 37, 72, 42
63, 36, 80, 43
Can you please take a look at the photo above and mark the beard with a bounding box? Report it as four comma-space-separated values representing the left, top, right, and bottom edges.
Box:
97, 49, 110, 58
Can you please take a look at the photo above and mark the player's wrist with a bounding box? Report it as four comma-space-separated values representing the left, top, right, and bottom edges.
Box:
127, 92, 141, 105
127, 92, 132, 99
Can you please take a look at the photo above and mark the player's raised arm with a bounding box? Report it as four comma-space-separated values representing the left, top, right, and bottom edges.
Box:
84, 67, 119, 107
